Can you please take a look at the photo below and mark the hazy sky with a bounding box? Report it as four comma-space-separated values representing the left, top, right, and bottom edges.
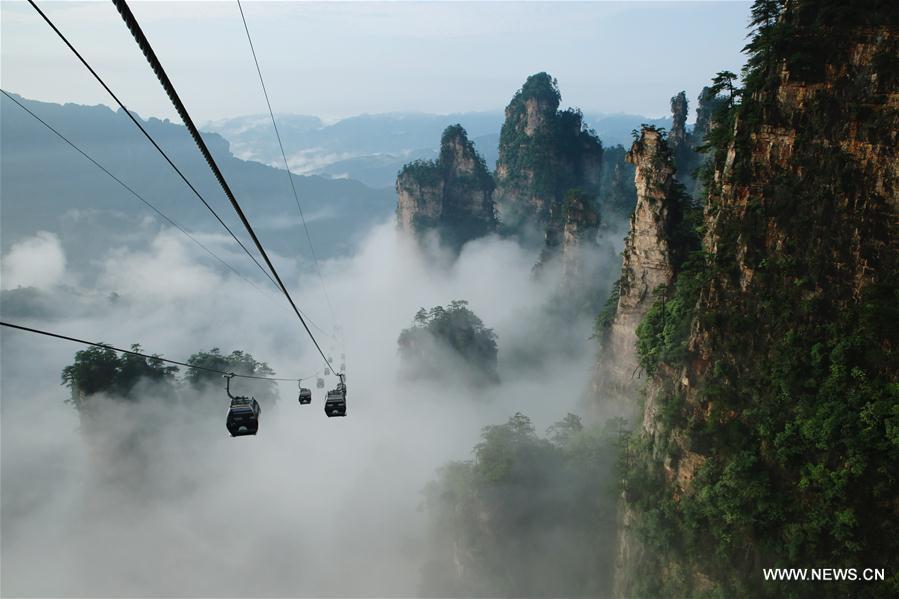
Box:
2, 1, 750, 121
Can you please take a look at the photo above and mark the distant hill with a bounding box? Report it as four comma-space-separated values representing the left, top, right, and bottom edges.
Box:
1, 93, 395, 275
204, 111, 504, 188
204, 112, 672, 189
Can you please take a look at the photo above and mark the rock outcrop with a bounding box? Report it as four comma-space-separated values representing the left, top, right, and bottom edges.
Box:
668, 91, 689, 150
668, 89, 708, 198
494, 73, 603, 238
615, 0, 899, 595
692, 85, 722, 147
396, 125, 495, 250
591, 127, 683, 417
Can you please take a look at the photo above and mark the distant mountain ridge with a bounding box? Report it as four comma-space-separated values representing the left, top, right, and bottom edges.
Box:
203, 110, 672, 188
1, 93, 394, 273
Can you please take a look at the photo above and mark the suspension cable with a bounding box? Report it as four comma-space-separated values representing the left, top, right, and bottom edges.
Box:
0, 321, 316, 382
110, 0, 336, 373
0, 89, 333, 339
25, 0, 278, 292
236, 0, 338, 331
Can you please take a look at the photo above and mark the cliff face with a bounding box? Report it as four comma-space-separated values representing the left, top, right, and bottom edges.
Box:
538, 189, 602, 296
668, 89, 714, 199
617, 1, 899, 596
494, 73, 603, 236
668, 91, 689, 150
396, 125, 495, 250
591, 127, 683, 417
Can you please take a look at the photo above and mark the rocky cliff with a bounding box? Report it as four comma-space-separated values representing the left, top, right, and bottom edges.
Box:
537, 189, 602, 298
396, 125, 495, 250
615, 0, 899, 595
591, 127, 685, 418
494, 73, 603, 238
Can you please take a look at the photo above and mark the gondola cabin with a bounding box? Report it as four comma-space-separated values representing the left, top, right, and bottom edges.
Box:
324, 382, 347, 417
226, 396, 261, 436
316, 377, 325, 389
298, 387, 312, 405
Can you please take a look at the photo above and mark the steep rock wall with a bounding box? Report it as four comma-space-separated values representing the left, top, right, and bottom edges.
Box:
494, 72, 603, 237
396, 125, 495, 249
617, 1, 899, 595
591, 127, 682, 418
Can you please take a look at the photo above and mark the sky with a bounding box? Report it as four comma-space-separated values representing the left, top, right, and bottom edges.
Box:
1, 0, 751, 122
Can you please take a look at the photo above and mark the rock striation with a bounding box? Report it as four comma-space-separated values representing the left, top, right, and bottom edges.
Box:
591, 127, 683, 417
614, 0, 899, 595
396, 125, 495, 250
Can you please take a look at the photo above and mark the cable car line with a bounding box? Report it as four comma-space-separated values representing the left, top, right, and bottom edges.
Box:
0, 321, 316, 383
109, 0, 337, 374
0, 89, 332, 339
236, 0, 338, 331
25, 0, 278, 292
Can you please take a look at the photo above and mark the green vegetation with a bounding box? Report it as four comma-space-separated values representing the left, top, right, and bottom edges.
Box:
398, 158, 442, 187
398, 124, 496, 249
398, 300, 499, 385
593, 277, 620, 338
61, 345, 279, 409
622, 0, 899, 595
635, 251, 706, 377
186, 347, 278, 405
439, 124, 494, 190
421, 412, 622, 597
497, 72, 603, 225
62, 344, 177, 404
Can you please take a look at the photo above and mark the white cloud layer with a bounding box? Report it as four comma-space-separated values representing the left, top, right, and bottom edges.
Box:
1, 218, 618, 596
1, 230, 67, 290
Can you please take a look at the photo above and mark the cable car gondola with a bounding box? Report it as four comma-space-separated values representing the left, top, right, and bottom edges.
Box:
316, 377, 325, 389
324, 367, 331, 375
325, 375, 347, 417
224, 374, 261, 437
298, 380, 312, 405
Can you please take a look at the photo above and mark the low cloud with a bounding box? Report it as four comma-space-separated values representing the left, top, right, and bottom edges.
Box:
1, 218, 617, 596
1, 231, 67, 290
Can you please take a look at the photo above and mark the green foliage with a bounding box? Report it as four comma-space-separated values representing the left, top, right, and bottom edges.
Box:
422, 412, 620, 597
593, 277, 620, 339
516, 72, 561, 105
398, 124, 496, 249
398, 300, 499, 385
60, 345, 279, 409
398, 158, 441, 187
624, 0, 899, 594
497, 72, 602, 224
635, 252, 708, 376
61, 344, 178, 405
185, 347, 274, 384
185, 348, 278, 405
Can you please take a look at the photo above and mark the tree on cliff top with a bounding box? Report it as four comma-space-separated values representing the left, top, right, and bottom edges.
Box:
62, 344, 178, 407
397, 300, 499, 386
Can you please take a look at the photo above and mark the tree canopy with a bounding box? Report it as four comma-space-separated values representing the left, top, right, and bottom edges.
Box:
421, 412, 620, 596
61, 345, 279, 410
61, 344, 177, 406
398, 300, 499, 386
